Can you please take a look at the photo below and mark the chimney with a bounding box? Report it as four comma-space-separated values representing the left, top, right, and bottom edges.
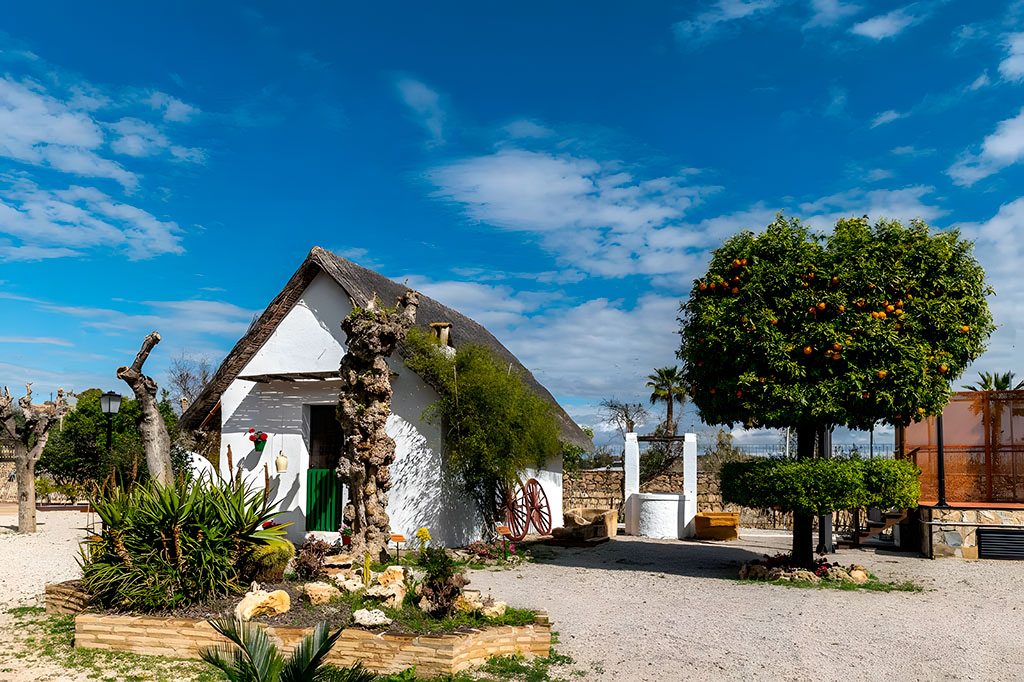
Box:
429, 322, 452, 347
180, 396, 190, 413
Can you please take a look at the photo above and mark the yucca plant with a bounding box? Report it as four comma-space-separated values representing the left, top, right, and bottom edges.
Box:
200, 617, 374, 682
81, 473, 293, 611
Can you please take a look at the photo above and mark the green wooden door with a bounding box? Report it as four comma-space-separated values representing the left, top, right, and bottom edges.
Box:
306, 469, 345, 532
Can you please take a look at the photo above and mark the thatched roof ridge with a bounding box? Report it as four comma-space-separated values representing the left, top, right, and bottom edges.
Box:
180, 246, 592, 451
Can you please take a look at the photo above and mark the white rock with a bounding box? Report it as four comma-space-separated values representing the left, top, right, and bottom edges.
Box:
377, 565, 405, 587
481, 601, 507, 618
353, 608, 392, 627
366, 581, 407, 609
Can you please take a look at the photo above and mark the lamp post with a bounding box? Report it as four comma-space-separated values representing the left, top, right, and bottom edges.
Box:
99, 391, 122, 451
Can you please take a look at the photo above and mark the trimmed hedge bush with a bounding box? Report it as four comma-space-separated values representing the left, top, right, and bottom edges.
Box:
720, 457, 921, 516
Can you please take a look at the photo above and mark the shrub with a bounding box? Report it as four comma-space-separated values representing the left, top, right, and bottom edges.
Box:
294, 537, 332, 580
242, 540, 296, 583
720, 457, 921, 516
415, 547, 468, 616
80, 475, 288, 611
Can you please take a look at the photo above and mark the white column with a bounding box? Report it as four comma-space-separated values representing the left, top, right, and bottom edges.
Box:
624, 432, 640, 535
681, 433, 698, 538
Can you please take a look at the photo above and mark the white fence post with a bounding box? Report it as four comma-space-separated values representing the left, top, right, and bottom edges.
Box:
681, 433, 697, 538
624, 432, 640, 535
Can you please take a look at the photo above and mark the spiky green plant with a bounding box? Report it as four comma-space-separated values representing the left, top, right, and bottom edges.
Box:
200, 617, 374, 682
243, 540, 296, 583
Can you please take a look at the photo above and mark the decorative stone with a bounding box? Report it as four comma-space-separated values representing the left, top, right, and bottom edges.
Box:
353, 608, 391, 627
454, 590, 484, 613
943, 530, 963, 547
377, 565, 405, 587
825, 567, 852, 582
234, 583, 291, 620
302, 582, 341, 605
481, 601, 507, 618
791, 570, 820, 583
417, 596, 436, 613
847, 565, 870, 584
332, 576, 365, 593
366, 581, 407, 609
325, 554, 354, 567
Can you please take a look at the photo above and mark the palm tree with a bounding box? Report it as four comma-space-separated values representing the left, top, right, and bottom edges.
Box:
646, 366, 688, 437
961, 371, 1024, 391
200, 617, 374, 682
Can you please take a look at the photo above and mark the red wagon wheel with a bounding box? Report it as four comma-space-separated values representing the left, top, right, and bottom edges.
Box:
496, 479, 529, 541
524, 478, 552, 536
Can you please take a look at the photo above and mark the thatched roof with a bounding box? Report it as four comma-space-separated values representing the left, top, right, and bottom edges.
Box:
180, 246, 592, 451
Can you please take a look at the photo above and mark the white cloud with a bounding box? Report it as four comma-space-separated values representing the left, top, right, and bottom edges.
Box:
968, 72, 991, 91
673, 0, 779, 46
850, 7, 919, 40
999, 32, 1024, 82
0, 77, 137, 187
427, 148, 722, 277
870, 109, 905, 127
145, 91, 199, 122
395, 78, 446, 147
804, 0, 861, 29
0, 336, 72, 346
825, 85, 848, 117
110, 117, 169, 157
397, 276, 556, 331
0, 181, 183, 261
503, 119, 555, 139
799, 185, 946, 226
865, 168, 895, 182
947, 107, 1024, 185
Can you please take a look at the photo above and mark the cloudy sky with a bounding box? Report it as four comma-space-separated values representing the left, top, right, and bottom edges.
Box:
2, 1, 1023, 447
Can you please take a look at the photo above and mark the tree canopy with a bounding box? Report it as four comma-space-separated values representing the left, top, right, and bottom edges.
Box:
678, 215, 995, 431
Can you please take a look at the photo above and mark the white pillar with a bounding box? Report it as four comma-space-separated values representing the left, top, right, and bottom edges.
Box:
681, 433, 698, 538
624, 432, 640, 535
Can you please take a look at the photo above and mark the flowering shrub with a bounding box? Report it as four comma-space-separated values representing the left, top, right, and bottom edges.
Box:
465, 540, 517, 561
247, 428, 269, 443
750, 552, 839, 576
415, 527, 431, 548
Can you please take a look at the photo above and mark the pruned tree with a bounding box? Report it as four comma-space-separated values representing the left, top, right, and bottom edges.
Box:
117, 331, 174, 487
599, 398, 649, 439
0, 384, 72, 533
679, 215, 994, 566
336, 292, 419, 561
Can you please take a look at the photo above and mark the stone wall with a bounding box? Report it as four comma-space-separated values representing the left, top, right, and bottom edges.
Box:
921, 506, 1024, 559
45, 581, 92, 615
74, 612, 551, 677
563, 467, 791, 529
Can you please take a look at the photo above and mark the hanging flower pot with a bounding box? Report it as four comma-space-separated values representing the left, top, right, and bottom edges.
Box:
248, 428, 269, 452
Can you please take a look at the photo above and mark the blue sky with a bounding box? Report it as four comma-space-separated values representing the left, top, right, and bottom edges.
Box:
2, 1, 1023, 446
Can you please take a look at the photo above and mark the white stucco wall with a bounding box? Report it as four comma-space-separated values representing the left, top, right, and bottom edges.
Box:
216, 271, 561, 547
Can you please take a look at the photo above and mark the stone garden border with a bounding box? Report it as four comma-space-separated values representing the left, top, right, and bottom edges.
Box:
47, 582, 551, 678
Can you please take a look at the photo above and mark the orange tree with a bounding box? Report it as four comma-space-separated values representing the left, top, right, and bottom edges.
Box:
677, 215, 994, 565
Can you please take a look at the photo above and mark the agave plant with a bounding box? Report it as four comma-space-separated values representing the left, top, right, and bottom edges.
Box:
200, 617, 374, 682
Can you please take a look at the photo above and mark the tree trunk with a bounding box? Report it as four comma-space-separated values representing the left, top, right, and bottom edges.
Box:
336, 292, 419, 562
117, 332, 173, 486
666, 399, 675, 437
15, 447, 35, 533
791, 424, 817, 568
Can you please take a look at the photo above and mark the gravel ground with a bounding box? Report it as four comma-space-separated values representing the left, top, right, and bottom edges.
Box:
3, 511, 1023, 682
472, 530, 1024, 682
0, 506, 89, 609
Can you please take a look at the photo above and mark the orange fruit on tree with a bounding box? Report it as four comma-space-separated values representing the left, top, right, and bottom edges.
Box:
832, 343, 842, 351
770, 319, 778, 325
710, 388, 716, 394
736, 391, 743, 398
917, 407, 926, 414
838, 305, 845, 313
832, 276, 839, 284
803, 346, 813, 355
832, 354, 842, 361
731, 287, 739, 295
878, 311, 887, 319
709, 283, 716, 290
886, 305, 895, 313
961, 325, 970, 333
878, 370, 887, 378
699, 282, 707, 291
732, 276, 740, 283
740, 258, 748, 266
939, 364, 948, 374
733, 258, 741, 267
869, 283, 875, 289
862, 392, 869, 399
817, 302, 826, 310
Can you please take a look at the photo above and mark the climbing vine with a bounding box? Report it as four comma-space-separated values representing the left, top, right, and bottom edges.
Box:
404, 328, 561, 524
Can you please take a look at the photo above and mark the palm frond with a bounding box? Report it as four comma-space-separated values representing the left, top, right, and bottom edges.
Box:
280, 620, 344, 682
206, 617, 285, 682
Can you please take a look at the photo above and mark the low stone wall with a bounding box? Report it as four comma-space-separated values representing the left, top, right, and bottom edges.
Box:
74, 611, 551, 677
921, 506, 1024, 559
45, 581, 92, 615
562, 468, 791, 529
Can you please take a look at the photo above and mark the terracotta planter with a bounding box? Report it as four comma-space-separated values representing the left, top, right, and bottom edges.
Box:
342, 535, 352, 546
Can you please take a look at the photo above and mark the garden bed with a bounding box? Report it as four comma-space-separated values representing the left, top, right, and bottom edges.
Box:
72, 610, 551, 678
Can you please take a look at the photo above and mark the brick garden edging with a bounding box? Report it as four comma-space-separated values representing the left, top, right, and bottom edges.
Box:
45, 581, 93, 615
73, 611, 552, 678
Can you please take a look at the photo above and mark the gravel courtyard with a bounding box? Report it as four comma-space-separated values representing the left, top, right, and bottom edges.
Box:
3, 508, 1023, 681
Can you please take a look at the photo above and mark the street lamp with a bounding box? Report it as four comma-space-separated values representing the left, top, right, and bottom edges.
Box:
100, 391, 122, 450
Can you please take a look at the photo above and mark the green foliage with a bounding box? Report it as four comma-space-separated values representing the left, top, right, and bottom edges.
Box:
243, 539, 296, 583
415, 547, 468, 616
80, 475, 289, 612
720, 457, 921, 515
560, 442, 587, 473
38, 387, 182, 486
646, 365, 688, 432
404, 328, 561, 523
678, 215, 995, 431
200, 617, 370, 682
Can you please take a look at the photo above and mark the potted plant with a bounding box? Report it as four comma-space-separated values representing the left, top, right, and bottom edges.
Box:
248, 428, 269, 452
341, 524, 353, 546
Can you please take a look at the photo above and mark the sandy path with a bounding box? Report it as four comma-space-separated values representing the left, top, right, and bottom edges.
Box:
0, 507, 89, 609
471, 530, 1024, 682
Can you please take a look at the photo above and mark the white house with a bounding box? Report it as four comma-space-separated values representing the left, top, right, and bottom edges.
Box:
180, 247, 591, 547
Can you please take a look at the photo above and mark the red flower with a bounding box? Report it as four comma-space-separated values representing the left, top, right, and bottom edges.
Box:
249, 428, 255, 433
249, 435, 256, 441
260, 433, 268, 440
